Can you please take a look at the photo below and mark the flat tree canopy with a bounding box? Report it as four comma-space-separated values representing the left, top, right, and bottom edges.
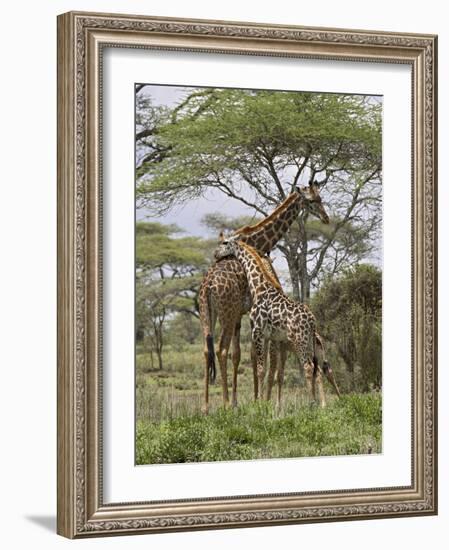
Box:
136, 87, 382, 301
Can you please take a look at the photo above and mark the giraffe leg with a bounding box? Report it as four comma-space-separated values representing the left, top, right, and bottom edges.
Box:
201, 317, 216, 415
231, 321, 241, 408
251, 343, 259, 400
313, 361, 326, 408
277, 344, 287, 408
303, 360, 316, 405
252, 330, 266, 400
202, 346, 210, 415
292, 338, 315, 406
266, 341, 278, 401
217, 327, 233, 408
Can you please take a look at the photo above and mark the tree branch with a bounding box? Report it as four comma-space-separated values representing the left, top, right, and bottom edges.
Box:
310, 169, 379, 280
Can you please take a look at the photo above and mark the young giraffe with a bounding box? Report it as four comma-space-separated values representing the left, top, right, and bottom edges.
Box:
199, 184, 329, 413
260, 256, 340, 405
214, 239, 333, 408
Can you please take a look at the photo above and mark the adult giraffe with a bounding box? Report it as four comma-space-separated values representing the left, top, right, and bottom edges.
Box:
199, 183, 329, 413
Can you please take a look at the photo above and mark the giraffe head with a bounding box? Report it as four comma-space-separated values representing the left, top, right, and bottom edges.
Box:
297, 182, 329, 224
216, 183, 329, 259
214, 234, 239, 261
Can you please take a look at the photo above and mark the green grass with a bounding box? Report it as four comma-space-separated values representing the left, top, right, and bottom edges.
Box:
136, 393, 382, 465
135, 343, 382, 464
136, 343, 261, 422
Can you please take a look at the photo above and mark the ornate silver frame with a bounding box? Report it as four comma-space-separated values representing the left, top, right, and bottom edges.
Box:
57, 11, 438, 538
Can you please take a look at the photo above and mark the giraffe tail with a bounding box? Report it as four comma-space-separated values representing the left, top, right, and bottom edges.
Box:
312, 333, 323, 378
199, 280, 217, 384
322, 361, 341, 398
314, 333, 341, 398
312, 355, 320, 377
206, 334, 216, 384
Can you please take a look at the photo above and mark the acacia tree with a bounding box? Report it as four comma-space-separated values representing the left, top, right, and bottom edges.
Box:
136, 87, 382, 301
201, 213, 260, 234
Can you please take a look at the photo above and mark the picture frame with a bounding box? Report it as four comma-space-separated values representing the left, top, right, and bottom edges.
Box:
57, 11, 438, 538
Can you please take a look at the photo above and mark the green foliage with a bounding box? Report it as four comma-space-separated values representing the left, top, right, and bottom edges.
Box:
166, 313, 202, 346
136, 221, 211, 272
312, 264, 382, 391
201, 212, 261, 235
136, 87, 382, 301
136, 221, 213, 369
135, 337, 381, 465
137, 89, 381, 211
136, 394, 382, 464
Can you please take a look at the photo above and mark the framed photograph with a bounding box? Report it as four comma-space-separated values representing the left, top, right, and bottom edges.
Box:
57, 11, 438, 538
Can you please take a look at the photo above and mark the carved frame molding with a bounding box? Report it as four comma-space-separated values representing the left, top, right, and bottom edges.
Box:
57, 11, 437, 538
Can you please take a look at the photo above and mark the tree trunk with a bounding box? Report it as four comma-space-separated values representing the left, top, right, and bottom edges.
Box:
156, 346, 163, 371
282, 221, 310, 302
298, 214, 310, 303
298, 249, 311, 304
282, 229, 301, 300
152, 318, 164, 370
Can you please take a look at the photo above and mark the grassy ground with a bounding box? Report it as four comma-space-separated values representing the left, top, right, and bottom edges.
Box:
136, 343, 382, 465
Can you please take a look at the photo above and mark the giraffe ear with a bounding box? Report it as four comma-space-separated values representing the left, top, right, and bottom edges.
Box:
218, 231, 225, 242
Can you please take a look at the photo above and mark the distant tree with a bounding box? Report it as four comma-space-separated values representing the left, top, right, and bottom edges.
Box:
136, 87, 382, 301
136, 221, 211, 278
136, 222, 211, 369
312, 264, 382, 391
201, 213, 261, 235
167, 312, 201, 347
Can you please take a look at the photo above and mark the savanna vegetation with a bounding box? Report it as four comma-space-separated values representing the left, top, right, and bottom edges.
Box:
135, 85, 383, 464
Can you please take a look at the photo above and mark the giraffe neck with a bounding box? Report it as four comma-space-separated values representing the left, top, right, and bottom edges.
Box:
234, 192, 304, 255
234, 242, 282, 301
